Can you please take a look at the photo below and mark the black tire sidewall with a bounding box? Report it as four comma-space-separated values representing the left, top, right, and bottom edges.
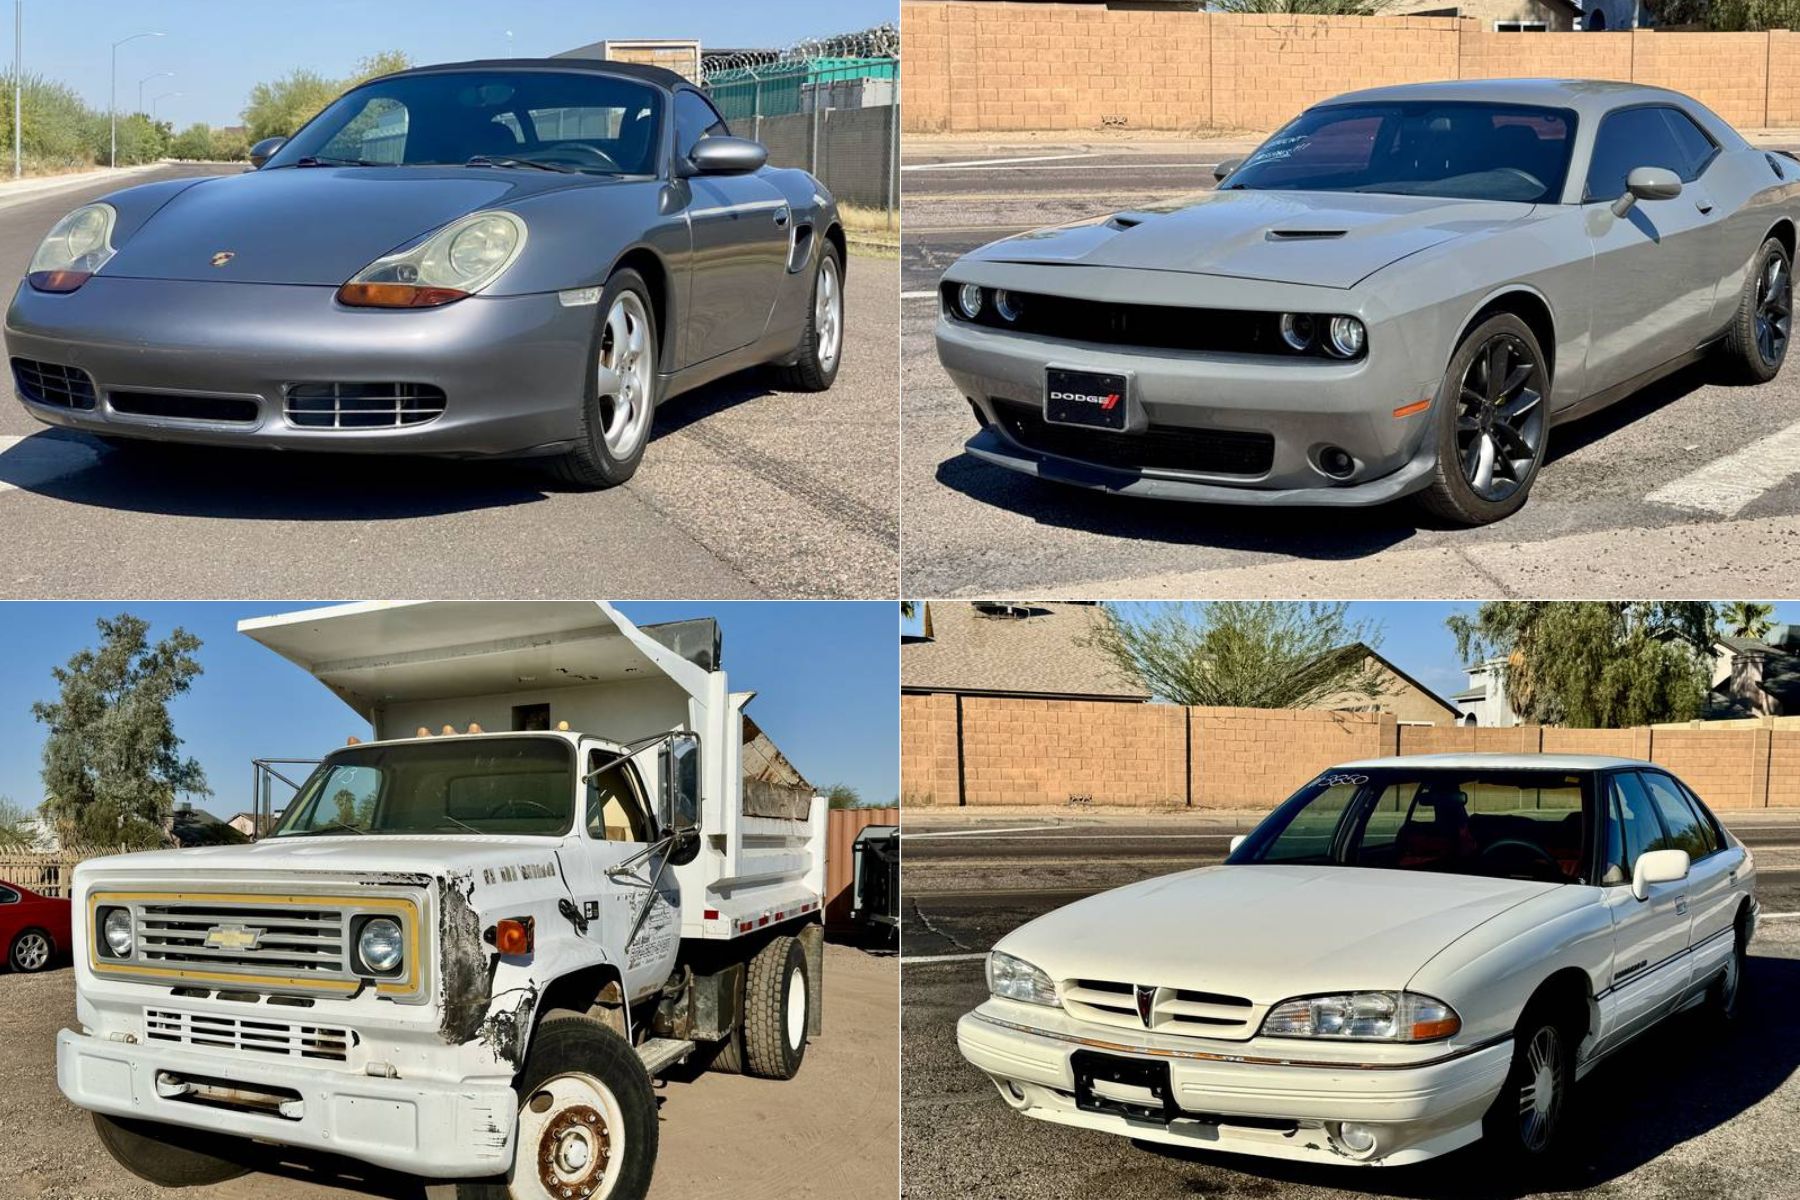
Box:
577, 269, 659, 480
1749, 239, 1790, 377
744, 935, 808, 1079
1429, 312, 1549, 525
1485, 1009, 1573, 1167
809, 245, 844, 388
92, 1112, 249, 1187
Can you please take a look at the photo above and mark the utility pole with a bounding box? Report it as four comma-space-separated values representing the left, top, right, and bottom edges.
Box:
109, 30, 163, 169
12, 1, 20, 181
138, 70, 171, 115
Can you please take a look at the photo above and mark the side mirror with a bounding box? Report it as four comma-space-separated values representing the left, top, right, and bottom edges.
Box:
685, 136, 768, 177
1632, 848, 1690, 901
661, 732, 701, 867
1228, 834, 1248, 854
1213, 157, 1242, 184
249, 136, 286, 169
1610, 165, 1683, 218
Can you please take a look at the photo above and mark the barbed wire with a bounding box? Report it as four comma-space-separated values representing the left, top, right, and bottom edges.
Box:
701, 25, 898, 83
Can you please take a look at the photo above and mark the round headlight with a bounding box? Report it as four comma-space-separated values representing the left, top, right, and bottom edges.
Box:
956, 282, 984, 319
994, 289, 1023, 322
358, 917, 404, 974
446, 217, 518, 281
1326, 315, 1366, 358
1279, 312, 1315, 351
64, 207, 111, 258
103, 908, 133, 957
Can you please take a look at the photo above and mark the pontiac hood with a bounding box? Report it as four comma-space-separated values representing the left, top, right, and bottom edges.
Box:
965, 189, 1537, 289
101, 166, 593, 286
74, 834, 564, 888
997, 864, 1562, 1003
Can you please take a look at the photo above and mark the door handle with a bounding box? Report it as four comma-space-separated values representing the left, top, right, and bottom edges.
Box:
774, 205, 790, 227
1697, 202, 1714, 214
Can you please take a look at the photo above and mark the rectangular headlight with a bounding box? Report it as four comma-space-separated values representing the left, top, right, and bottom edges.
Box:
1261, 991, 1460, 1042
986, 950, 1060, 1007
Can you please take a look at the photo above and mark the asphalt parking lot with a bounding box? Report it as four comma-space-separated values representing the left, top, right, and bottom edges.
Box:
900, 806, 1800, 1199
0, 166, 898, 599
0, 942, 896, 1200
900, 135, 1800, 598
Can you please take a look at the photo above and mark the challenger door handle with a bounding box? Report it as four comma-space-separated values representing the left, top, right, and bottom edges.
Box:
1697, 202, 1714, 214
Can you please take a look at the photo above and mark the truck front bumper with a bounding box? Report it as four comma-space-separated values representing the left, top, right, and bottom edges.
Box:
957, 1006, 1512, 1166
57, 1027, 517, 1179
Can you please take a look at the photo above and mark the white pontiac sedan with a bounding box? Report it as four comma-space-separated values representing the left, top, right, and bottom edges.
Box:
957, 754, 1757, 1169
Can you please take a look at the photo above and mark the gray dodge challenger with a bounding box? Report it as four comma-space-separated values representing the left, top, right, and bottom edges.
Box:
5, 59, 845, 488
936, 79, 1798, 525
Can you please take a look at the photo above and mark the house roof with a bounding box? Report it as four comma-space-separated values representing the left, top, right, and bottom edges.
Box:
901, 602, 1149, 700
1340, 642, 1461, 719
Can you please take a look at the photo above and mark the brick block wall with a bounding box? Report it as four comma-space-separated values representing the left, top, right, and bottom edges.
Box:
1211, 16, 1460, 132
1650, 728, 1761, 808
1458, 31, 1633, 82
1192, 706, 1394, 806
958, 696, 1188, 806
900, 692, 961, 806
1630, 30, 1769, 129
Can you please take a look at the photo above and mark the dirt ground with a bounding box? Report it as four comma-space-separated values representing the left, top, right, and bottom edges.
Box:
0, 943, 896, 1200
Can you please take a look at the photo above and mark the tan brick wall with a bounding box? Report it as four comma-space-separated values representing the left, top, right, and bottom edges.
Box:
900, 692, 962, 806
956, 696, 1188, 806
1192, 707, 1395, 807
903, 5, 1800, 134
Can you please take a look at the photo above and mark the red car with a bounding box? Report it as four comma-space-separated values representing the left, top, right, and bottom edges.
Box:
0, 880, 71, 973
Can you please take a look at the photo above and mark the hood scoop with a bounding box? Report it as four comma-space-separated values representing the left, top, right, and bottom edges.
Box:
1106, 212, 1153, 231
1266, 228, 1346, 241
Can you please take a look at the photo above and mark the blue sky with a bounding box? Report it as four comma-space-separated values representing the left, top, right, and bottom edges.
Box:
13, 0, 897, 130
0, 601, 898, 815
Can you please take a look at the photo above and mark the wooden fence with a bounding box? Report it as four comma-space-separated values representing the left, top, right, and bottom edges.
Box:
0, 852, 84, 898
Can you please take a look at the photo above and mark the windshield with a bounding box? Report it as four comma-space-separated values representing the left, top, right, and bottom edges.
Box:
267, 70, 663, 175
1225, 101, 1577, 204
272, 737, 576, 837
1227, 768, 1593, 884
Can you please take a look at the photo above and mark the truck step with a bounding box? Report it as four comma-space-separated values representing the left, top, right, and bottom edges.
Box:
637, 1037, 695, 1077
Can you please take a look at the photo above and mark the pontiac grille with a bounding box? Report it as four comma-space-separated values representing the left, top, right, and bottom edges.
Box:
1063, 977, 1259, 1040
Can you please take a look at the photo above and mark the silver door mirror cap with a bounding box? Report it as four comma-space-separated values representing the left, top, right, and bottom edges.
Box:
686, 136, 768, 177
1611, 166, 1684, 217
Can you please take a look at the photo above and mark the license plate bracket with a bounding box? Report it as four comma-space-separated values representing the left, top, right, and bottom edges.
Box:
1071, 1049, 1179, 1123
1045, 367, 1130, 432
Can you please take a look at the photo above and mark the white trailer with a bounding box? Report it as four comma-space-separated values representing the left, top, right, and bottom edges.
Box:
56, 601, 828, 1200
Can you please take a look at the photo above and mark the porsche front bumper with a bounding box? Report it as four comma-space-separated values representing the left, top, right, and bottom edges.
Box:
5, 277, 597, 457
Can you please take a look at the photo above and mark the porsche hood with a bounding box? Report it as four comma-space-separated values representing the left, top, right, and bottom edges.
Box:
98, 166, 591, 287
965, 188, 1538, 289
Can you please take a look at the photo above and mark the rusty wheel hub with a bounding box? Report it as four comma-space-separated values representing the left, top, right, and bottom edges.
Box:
535, 1102, 611, 1198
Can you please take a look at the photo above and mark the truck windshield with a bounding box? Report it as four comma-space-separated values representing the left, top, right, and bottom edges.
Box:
1226, 768, 1593, 884
272, 737, 576, 837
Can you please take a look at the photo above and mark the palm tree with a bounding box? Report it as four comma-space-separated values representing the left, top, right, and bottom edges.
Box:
1722, 601, 1776, 640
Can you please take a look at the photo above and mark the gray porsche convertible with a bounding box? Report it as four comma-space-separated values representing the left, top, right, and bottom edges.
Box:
936, 79, 1798, 525
5, 58, 845, 488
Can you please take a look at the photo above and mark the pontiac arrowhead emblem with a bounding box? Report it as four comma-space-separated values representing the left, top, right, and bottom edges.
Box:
1135, 984, 1155, 1027
203, 923, 261, 951
210, 251, 235, 267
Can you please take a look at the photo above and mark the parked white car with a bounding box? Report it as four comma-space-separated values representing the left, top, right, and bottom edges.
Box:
958, 754, 1757, 1169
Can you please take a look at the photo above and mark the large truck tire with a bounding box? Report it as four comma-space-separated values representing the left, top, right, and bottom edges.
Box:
703, 1023, 746, 1075
92, 1113, 250, 1187
460, 1015, 657, 1200
742, 934, 809, 1080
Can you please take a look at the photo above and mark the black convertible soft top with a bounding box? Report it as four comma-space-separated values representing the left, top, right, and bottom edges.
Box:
377, 57, 696, 94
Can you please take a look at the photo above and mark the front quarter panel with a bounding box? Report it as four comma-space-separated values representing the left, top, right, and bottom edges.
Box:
486, 180, 686, 298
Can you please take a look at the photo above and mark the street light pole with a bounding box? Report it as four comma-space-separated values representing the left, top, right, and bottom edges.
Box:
137, 70, 172, 115
109, 30, 163, 169
150, 90, 179, 121
13, 0, 20, 181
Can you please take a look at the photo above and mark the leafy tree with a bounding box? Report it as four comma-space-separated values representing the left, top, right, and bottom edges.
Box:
350, 51, 413, 84
1082, 601, 1388, 708
1447, 602, 1716, 728
110, 113, 170, 165
825, 783, 863, 810
210, 126, 250, 162
0, 798, 34, 851
168, 122, 214, 160
33, 615, 210, 849
243, 68, 341, 141
1721, 601, 1776, 640
0, 71, 105, 170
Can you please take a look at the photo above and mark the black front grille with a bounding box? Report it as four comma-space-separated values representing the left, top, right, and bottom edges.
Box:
109, 391, 259, 424
946, 284, 1316, 357
12, 357, 96, 410
284, 382, 447, 429
994, 400, 1274, 477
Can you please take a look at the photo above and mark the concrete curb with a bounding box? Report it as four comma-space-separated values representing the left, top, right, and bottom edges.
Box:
0, 163, 166, 214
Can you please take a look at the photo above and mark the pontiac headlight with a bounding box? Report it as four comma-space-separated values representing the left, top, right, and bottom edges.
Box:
28, 203, 117, 292
338, 211, 526, 308
986, 950, 1059, 1007
356, 917, 405, 974
1261, 991, 1459, 1041
100, 907, 133, 958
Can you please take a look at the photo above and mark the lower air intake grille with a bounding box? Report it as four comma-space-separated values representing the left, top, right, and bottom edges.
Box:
284, 382, 447, 429
145, 1008, 353, 1062
11, 358, 96, 410
109, 391, 259, 424
993, 400, 1274, 477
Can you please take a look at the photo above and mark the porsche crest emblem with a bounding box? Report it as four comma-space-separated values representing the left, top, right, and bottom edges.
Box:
210, 251, 235, 267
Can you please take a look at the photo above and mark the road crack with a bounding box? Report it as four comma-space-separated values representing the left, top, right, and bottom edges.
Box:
909, 896, 973, 952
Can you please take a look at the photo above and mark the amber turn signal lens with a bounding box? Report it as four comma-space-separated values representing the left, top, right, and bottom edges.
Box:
495, 917, 534, 957
1410, 1014, 1461, 1040
27, 269, 92, 293
1392, 399, 1432, 419
336, 282, 469, 308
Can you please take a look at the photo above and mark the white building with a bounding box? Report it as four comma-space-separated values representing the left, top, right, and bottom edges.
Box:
1452, 657, 1520, 727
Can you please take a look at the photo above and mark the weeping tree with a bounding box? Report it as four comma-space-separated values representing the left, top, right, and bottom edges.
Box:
1447, 602, 1717, 728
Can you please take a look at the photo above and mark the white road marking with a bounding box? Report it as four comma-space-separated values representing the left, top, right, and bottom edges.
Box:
903, 152, 1098, 171
1646, 418, 1800, 516
903, 824, 1065, 839
901, 952, 989, 964
901, 291, 936, 300
0, 433, 102, 494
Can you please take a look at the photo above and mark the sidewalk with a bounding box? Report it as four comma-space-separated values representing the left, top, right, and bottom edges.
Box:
0, 162, 168, 212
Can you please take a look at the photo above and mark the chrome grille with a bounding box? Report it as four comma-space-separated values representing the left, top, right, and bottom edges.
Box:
145, 1007, 353, 1062
134, 901, 348, 977
11, 357, 97, 410
284, 382, 447, 429
1062, 977, 1258, 1039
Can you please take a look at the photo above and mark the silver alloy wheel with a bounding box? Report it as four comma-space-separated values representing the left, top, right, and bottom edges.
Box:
596, 291, 654, 458
815, 255, 842, 372
1516, 1024, 1563, 1153
1456, 332, 1544, 502
12, 931, 49, 971
1756, 251, 1791, 366
513, 1071, 626, 1200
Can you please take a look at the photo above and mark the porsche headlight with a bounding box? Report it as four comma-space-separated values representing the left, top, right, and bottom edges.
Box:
1260, 991, 1460, 1042
986, 950, 1059, 1007
338, 211, 526, 308
28, 203, 117, 292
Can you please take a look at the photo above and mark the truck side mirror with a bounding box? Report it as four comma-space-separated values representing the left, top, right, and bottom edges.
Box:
662, 733, 701, 867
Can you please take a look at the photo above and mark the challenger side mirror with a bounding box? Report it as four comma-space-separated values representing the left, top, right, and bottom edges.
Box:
1631, 848, 1690, 901
249, 136, 287, 169
685, 136, 768, 177
1610, 166, 1683, 218
1213, 157, 1242, 184
1228, 834, 1248, 854
661, 732, 701, 867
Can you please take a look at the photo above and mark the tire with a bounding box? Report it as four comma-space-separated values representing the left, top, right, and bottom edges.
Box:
547, 269, 660, 490
92, 1113, 250, 1187
1416, 312, 1551, 527
1481, 1002, 1576, 1171
702, 1024, 746, 1075
8, 928, 52, 972
1720, 236, 1792, 383
457, 1015, 656, 1200
742, 934, 809, 1080
770, 243, 844, 392
1707, 910, 1751, 1025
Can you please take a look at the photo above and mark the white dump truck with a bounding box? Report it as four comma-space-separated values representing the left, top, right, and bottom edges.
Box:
56, 601, 828, 1200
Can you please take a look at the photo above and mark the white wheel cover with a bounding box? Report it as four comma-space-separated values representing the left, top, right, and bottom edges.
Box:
511, 1072, 627, 1200
787, 963, 807, 1052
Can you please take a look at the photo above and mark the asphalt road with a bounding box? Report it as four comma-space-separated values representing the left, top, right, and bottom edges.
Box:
0, 166, 898, 599
900, 809, 1800, 1199
900, 138, 1800, 598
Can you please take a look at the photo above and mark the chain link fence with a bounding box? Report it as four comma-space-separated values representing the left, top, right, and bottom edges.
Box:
702, 27, 899, 232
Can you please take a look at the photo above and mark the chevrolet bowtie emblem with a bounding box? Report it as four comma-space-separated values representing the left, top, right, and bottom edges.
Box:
203, 923, 261, 951
210, 251, 235, 267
